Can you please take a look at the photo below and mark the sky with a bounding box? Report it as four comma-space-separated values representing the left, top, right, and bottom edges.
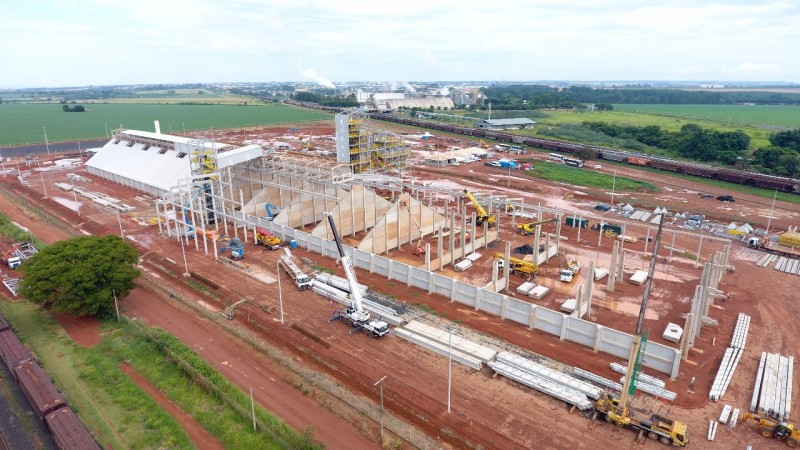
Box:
1, 0, 798, 88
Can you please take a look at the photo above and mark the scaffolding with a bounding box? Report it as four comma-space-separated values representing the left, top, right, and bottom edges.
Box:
336, 111, 408, 174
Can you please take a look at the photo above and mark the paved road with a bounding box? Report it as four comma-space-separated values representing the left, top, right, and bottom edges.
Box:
0, 139, 108, 158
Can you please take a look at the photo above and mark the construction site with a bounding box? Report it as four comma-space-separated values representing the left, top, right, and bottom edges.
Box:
1, 114, 800, 449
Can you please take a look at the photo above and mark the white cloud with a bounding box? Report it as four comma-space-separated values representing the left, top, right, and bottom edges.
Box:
0, 0, 798, 86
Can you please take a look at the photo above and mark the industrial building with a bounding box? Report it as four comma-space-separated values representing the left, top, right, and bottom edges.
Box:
475, 118, 536, 130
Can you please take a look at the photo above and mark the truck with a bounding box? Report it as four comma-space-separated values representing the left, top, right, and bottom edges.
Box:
2, 242, 39, 270
748, 236, 800, 258
254, 227, 281, 250
278, 253, 313, 290
497, 159, 518, 169
324, 212, 389, 338
560, 260, 581, 282
595, 396, 688, 446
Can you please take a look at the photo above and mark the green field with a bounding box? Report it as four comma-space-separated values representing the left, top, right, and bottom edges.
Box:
525, 162, 657, 192
0, 103, 331, 146
526, 109, 775, 149
613, 104, 800, 129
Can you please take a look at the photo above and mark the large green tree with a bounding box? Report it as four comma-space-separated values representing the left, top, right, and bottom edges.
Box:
19, 236, 140, 317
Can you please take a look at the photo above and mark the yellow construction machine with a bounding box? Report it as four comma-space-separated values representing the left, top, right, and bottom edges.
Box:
463, 189, 495, 227
493, 253, 538, 280
255, 227, 281, 250
516, 217, 557, 235
741, 413, 800, 447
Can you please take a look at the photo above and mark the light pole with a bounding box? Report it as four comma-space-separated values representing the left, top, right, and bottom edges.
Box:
276, 261, 284, 324
610, 170, 617, 206
39, 171, 48, 198
179, 232, 190, 275
42, 127, 50, 156
374, 375, 387, 438
766, 189, 778, 235
447, 329, 453, 413
104, 123, 109, 139
116, 209, 125, 240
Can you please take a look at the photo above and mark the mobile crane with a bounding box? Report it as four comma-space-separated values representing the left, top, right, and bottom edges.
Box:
594, 214, 689, 447
463, 189, 495, 227
254, 227, 281, 250
324, 212, 389, 338
740, 413, 800, 447
516, 217, 557, 235
493, 253, 538, 280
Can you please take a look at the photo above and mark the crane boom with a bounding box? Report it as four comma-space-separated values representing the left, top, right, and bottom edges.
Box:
325, 212, 367, 319
463, 189, 495, 226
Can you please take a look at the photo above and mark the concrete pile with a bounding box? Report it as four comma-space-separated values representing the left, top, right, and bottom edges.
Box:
709, 313, 750, 401
751, 352, 794, 420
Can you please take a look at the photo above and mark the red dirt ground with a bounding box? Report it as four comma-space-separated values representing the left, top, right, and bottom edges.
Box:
3, 128, 799, 449
119, 362, 225, 450
56, 314, 101, 347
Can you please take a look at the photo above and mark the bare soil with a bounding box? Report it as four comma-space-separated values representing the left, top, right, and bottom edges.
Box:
2, 128, 799, 449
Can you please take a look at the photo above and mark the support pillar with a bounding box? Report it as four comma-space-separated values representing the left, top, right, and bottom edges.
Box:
607, 241, 619, 292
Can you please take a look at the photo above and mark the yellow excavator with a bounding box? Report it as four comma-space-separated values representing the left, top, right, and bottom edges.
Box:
741, 413, 800, 447
493, 253, 538, 280
463, 189, 495, 227
516, 217, 557, 235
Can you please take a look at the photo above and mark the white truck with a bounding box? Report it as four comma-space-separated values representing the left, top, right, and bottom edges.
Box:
278, 254, 313, 290
560, 261, 581, 283
325, 213, 389, 338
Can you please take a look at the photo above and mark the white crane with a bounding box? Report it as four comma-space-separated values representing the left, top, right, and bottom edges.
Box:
324, 212, 389, 338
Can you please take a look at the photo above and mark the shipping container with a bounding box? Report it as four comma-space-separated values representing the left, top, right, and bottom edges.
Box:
601, 223, 623, 235
0, 329, 33, 373
627, 156, 651, 166
45, 406, 101, 450
14, 360, 66, 419
565, 217, 589, 228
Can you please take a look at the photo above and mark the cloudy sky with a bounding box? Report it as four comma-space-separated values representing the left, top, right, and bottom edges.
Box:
2, 0, 798, 88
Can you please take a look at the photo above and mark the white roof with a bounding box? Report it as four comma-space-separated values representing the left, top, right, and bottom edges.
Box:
117, 130, 232, 151
87, 140, 191, 193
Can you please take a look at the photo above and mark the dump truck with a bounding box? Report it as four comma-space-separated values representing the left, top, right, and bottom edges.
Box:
560, 260, 581, 282
255, 227, 281, 250
278, 254, 313, 290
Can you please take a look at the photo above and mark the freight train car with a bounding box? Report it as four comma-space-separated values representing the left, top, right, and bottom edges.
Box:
45, 407, 101, 450
0, 328, 33, 373
14, 360, 66, 420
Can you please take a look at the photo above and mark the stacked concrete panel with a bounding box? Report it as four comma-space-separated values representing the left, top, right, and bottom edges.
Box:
709, 313, 750, 401
496, 352, 602, 400
752, 352, 794, 420
488, 360, 594, 410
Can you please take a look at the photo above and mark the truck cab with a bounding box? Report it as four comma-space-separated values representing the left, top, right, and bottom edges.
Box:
6, 256, 21, 270
295, 274, 313, 290
559, 269, 575, 283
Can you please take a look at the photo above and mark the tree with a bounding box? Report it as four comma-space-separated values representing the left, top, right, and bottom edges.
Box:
62, 104, 70, 112
19, 236, 140, 317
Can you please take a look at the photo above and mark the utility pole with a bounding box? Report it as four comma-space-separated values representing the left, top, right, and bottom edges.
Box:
373, 375, 388, 438
42, 127, 50, 156
276, 261, 284, 324
766, 189, 778, 235
447, 329, 453, 413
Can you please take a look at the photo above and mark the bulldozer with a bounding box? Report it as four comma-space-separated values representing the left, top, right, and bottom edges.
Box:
741, 413, 800, 447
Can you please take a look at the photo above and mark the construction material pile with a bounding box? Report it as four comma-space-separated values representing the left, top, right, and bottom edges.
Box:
394, 321, 496, 370
489, 352, 596, 410
751, 352, 794, 420
610, 362, 677, 401
709, 313, 750, 401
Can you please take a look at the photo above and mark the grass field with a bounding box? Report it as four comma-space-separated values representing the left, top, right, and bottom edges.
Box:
527, 109, 774, 149
0, 301, 191, 449
0, 103, 331, 146
613, 104, 800, 129
525, 162, 657, 192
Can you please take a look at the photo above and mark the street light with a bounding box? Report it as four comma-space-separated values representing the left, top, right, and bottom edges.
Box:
276, 261, 284, 324
447, 328, 453, 413
104, 123, 109, 139
373, 375, 388, 438
42, 127, 50, 156
40, 171, 48, 198
116, 209, 125, 240
610, 170, 617, 206
766, 189, 778, 235
179, 232, 190, 275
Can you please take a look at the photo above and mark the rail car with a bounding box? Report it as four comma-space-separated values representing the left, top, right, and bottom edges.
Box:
282, 100, 800, 193
0, 315, 101, 449
45, 407, 102, 450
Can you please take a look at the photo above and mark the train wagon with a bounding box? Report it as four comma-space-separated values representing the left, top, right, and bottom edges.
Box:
14, 360, 66, 420
0, 328, 33, 373
45, 406, 101, 450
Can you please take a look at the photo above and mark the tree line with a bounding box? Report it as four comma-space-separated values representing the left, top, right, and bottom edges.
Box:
480, 85, 800, 109
751, 129, 800, 177
291, 92, 358, 107
583, 121, 751, 165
